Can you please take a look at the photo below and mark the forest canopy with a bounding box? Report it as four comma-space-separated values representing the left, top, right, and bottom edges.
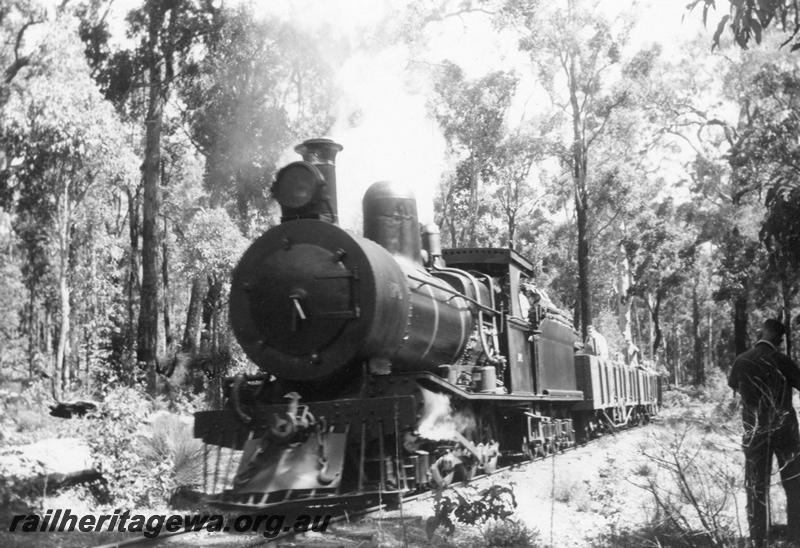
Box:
1, 0, 799, 404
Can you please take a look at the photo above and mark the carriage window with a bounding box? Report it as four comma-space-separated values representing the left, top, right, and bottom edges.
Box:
518, 275, 533, 320
518, 292, 531, 319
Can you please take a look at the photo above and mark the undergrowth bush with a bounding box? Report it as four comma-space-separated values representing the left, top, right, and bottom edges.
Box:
632, 420, 744, 546
82, 385, 154, 507
596, 519, 709, 548
427, 484, 519, 540
0, 458, 45, 521
1, 379, 61, 443
138, 413, 203, 495
81, 385, 207, 508
482, 518, 540, 547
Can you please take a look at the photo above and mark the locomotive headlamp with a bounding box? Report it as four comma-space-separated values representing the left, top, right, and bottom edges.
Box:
272, 161, 325, 209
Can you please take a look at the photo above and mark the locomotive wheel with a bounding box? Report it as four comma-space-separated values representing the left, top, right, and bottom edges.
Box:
522, 441, 534, 461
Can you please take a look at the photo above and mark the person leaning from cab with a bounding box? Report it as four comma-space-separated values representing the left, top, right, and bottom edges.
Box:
728, 318, 800, 547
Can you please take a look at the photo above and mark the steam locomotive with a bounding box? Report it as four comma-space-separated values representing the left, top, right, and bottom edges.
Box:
194, 138, 660, 511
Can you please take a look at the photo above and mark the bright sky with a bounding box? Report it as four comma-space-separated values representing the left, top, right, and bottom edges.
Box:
98, 0, 712, 229
258, 0, 710, 229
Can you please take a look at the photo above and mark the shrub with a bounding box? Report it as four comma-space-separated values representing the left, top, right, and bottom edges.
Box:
81, 385, 209, 508
427, 484, 518, 539
11, 408, 46, 434
633, 424, 743, 546
553, 476, 580, 503
1, 379, 61, 443
81, 385, 155, 507
138, 412, 204, 495
482, 519, 540, 547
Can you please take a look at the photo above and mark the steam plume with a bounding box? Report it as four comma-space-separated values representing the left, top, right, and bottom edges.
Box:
416, 388, 475, 441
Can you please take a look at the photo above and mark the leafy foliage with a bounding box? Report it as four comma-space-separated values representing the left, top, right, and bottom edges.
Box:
180, 208, 248, 281
624, 199, 697, 355
180, 5, 336, 223
634, 415, 743, 545
138, 412, 204, 495
690, 0, 800, 51
482, 518, 540, 547
429, 60, 519, 247
1, 16, 138, 396
81, 385, 156, 507
427, 484, 518, 539
81, 386, 203, 508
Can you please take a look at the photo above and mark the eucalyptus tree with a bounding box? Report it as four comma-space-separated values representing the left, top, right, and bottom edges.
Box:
180, 6, 335, 226
77, 0, 221, 388
691, 0, 800, 51
0, 22, 136, 397
0, 0, 49, 109
429, 60, 518, 247
761, 186, 800, 358
491, 130, 548, 251
177, 5, 336, 359
673, 48, 800, 356
497, 0, 664, 338
725, 60, 800, 357
623, 199, 697, 360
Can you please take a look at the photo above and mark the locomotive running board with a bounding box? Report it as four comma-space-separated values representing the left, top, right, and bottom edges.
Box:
408, 372, 583, 402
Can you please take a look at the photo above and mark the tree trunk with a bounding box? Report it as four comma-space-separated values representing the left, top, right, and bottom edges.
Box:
675, 318, 682, 386
782, 275, 793, 359
670, 315, 679, 386
569, 49, 591, 341
126, 187, 140, 358
733, 283, 749, 355
647, 295, 654, 361
692, 283, 704, 385
706, 307, 713, 371
206, 278, 223, 353
468, 162, 479, 246
137, 14, 165, 391
576, 196, 591, 340
652, 292, 663, 359
182, 275, 207, 355
616, 240, 633, 344
55, 183, 71, 401
84, 327, 91, 392
27, 285, 36, 378
162, 215, 172, 352
44, 305, 52, 361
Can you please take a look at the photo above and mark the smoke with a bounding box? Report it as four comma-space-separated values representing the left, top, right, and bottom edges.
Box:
328, 46, 447, 231
416, 387, 475, 441
258, 1, 449, 233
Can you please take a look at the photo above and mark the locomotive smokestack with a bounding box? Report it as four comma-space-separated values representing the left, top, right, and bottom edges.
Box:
294, 138, 343, 223
272, 138, 343, 223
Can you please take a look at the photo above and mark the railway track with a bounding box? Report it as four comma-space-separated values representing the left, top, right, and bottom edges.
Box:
90, 458, 540, 548
94, 422, 658, 548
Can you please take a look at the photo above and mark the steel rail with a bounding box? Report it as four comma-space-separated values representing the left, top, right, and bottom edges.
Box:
91, 420, 657, 548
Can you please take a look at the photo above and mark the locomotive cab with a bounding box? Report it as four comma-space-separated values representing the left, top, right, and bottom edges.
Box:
439, 248, 582, 400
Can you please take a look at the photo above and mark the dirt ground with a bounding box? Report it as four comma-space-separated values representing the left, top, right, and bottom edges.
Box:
7, 383, 777, 548
381, 424, 666, 547
155, 423, 685, 548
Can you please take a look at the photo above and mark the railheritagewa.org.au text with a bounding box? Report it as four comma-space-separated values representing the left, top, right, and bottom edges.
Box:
8, 509, 331, 538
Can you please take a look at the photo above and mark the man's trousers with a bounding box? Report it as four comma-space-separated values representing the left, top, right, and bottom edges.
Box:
743, 415, 800, 545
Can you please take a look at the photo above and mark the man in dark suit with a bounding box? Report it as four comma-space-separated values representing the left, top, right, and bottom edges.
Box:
729, 318, 800, 546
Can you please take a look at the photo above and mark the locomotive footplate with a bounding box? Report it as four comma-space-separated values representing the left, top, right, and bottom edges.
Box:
409, 372, 584, 402
195, 395, 417, 449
